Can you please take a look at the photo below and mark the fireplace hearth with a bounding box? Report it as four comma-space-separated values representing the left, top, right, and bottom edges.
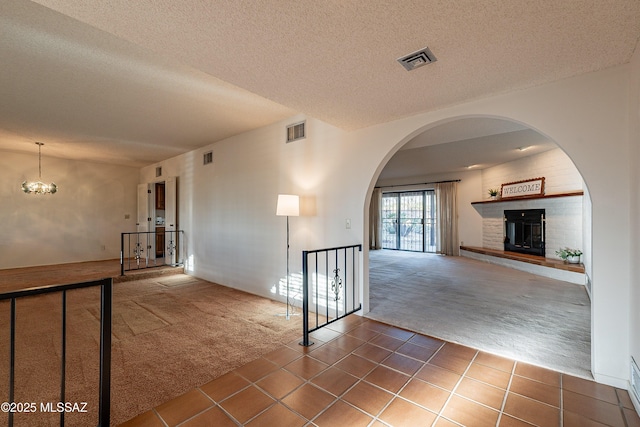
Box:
504, 209, 545, 257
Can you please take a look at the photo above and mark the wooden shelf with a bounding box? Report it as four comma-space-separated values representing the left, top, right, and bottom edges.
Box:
471, 191, 583, 205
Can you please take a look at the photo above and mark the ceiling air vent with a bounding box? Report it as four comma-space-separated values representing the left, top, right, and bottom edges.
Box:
286, 121, 306, 143
397, 47, 437, 71
203, 151, 213, 165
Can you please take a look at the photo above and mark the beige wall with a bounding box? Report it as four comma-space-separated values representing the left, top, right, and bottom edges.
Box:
0, 151, 139, 269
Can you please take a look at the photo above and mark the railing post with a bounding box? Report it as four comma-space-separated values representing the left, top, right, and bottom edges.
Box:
8, 298, 15, 427
98, 279, 112, 427
299, 251, 313, 347
120, 232, 125, 276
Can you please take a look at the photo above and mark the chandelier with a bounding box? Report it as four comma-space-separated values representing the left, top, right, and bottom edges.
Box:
22, 142, 57, 194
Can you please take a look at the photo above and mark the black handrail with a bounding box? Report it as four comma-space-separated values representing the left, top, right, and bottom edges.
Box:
120, 230, 185, 275
0, 278, 112, 427
300, 244, 362, 346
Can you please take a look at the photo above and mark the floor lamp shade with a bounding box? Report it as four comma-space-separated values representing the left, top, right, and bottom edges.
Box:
276, 194, 300, 216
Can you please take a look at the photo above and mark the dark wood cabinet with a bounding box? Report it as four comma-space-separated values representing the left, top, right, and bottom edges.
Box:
155, 183, 165, 210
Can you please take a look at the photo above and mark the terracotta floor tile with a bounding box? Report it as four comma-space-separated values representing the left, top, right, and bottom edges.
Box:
199, 371, 250, 402
281, 383, 336, 420
624, 407, 640, 427
430, 353, 472, 375
234, 357, 279, 382
509, 375, 560, 407
498, 414, 536, 426
155, 389, 213, 426
310, 326, 343, 342
563, 389, 625, 427
437, 342, 477, 360
364, 365, 411, 393
325, 315, 365, 333
433, 417, 463, 427
262, 346, 302, 367
381, 352, 424, 376
284, 355, 329, 379
118, 410, 164, 427
378, 325, 415, 341
399, 378, 450, 412
218, 385, 275, 424
416, 363, 462, 391
347, 324, 381, 341
408, 333, 444, 351
396, 341, 439, 362
179, 406, 237, 427
503, 392, 560, 427
562, 374, 618, 404
563, 410, 610, 427
616, 388, 635, 409
378, 397, 437, 426
310, 366, 359, 396
245, 403, 306, 427
256, 368, 304, 399
441, 395, 500, 427
329, 334, 366, 352
455, 377, 505, 410
369, 333, 406, 351
342, 381, 394, 416
353, 342, 393, 363
334, 354, 377, 377
513, 362, 561, 387
466, 363, 511, 389
313, 400, 373, 427
474, 352, 515, 373
309, 342, 351, 365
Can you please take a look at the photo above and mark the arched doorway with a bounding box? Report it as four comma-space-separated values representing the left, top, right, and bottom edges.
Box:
363, 116, 593, 378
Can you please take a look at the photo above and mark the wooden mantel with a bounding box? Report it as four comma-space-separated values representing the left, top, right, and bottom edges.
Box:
471, 191, 583, 205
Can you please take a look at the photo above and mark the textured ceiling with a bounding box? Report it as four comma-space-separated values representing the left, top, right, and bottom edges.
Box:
1, 0, 639, 167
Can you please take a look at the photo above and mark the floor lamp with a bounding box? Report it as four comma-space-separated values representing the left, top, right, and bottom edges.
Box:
276, 194, 300, 320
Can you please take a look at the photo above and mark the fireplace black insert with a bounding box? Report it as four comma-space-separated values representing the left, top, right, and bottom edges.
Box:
504, 209, 545, 257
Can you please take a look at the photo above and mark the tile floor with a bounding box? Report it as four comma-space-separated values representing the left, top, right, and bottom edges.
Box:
120, 315, 640, 427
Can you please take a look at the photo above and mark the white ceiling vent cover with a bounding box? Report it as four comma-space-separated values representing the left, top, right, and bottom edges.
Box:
286, 121, 306, 143
397, 47, 437, 71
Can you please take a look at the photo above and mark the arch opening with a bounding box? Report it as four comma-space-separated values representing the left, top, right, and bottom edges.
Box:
363, 115, 593, 378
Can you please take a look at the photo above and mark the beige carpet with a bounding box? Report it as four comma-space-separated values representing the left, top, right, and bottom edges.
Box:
367, 250, 591, 379
0, 274, 301, 426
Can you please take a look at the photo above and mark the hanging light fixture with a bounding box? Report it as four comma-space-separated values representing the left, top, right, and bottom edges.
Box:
22, 142, 57, 194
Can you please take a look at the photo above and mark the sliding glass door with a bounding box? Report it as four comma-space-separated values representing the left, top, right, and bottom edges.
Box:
381, 191, 436, 252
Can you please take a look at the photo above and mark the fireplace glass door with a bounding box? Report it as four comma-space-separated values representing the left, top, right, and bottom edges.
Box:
504, 209, 545, 256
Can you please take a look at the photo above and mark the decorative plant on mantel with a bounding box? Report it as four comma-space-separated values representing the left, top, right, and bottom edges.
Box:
488, 188, 499, 200
555, 247, 583, 264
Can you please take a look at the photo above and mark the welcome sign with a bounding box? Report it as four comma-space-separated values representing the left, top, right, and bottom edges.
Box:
501, 177, 545, 199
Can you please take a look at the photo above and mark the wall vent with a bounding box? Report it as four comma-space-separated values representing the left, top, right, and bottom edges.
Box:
286, 121, 306, 143
632, 357, 640, 402
397, 47, 437, 71
155, 166, 162, 177
203, 151, 213, 165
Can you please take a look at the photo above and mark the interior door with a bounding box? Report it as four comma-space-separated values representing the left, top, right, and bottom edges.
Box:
164, 177, 177, 265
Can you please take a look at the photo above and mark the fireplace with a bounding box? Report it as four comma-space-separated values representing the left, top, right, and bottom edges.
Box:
504, 209, 545, 257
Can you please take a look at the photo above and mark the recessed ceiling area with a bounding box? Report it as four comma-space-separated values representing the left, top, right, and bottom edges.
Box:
377, 118, 558, 182
1, 0, 639, 166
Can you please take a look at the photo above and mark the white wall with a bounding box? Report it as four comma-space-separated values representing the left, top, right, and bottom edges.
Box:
629, 42, 640, 404
140, 63, 633, 390
139, 116, 362, 303
0, 151, 139, 269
